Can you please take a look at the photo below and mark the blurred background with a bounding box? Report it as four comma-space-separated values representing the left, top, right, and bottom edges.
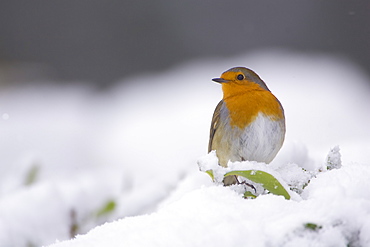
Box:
0, 0, 369, 87
1, 1, 370, 247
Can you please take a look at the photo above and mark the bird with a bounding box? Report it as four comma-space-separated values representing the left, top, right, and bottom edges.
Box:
208, 67, 285, 185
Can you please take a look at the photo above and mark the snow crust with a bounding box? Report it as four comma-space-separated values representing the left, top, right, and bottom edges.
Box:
0, 50, 370, 247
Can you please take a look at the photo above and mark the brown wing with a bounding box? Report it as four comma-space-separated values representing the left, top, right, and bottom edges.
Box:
208, 100, 224, 153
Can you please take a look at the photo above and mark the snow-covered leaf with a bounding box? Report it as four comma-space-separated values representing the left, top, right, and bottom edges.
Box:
225, 170, 291, 200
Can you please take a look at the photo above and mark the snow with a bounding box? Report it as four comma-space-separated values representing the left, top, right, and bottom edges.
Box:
326, 146, 342, 170
50, 162, 370, 247
0, 50, 370, 247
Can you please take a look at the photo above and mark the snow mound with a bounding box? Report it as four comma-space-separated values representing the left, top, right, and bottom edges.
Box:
51, 160, 370, 247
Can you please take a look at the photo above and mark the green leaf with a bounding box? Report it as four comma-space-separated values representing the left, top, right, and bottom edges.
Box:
205, 170, 214, 181
243, 191, 257, 199
24, 165, 40, 186
225, 170, 291, 200
304, 223, 322, 231
96, 200, 116, 217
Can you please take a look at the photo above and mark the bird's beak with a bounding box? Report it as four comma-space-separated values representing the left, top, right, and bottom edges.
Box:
212, 78, 228, 83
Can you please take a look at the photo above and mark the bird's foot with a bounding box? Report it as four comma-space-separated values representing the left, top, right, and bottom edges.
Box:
237, 179, 257, 194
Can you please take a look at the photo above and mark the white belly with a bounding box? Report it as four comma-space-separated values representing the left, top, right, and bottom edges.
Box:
213, 112, 285, 166
237, 113, 285, 163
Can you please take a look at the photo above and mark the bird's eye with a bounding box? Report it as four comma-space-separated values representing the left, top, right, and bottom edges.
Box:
237, 74, 244, 80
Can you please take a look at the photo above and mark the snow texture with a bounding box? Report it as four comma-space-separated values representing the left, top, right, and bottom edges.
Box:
0, 50, 370, 247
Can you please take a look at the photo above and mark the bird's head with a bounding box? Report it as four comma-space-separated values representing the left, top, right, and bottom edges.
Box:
212, 67, 270, 95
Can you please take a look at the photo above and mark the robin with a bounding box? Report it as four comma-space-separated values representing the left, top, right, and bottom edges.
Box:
208, 67, 285, 185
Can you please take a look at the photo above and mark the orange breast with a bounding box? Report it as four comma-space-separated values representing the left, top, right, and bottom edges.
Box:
222, 82, 284, 129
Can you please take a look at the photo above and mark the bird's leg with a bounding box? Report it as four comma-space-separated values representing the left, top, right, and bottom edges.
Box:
237, 179, 257, 194
236, 157, 257, 193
